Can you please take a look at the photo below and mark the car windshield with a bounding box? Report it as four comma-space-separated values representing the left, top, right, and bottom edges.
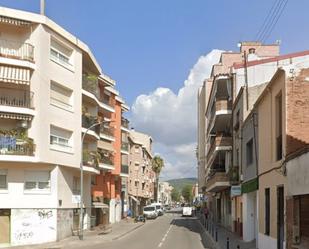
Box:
144, 207, 155, 211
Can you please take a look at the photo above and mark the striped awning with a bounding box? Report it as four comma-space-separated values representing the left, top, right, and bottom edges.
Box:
0, 16, 31, 26
0, 65, 30, 85
0, 112, 32, 121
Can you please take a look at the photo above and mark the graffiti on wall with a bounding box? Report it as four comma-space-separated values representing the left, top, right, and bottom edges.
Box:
11, 209, 57, 246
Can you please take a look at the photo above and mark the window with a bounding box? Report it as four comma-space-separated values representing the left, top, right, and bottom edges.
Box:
50, 38, 73, 69
72, 176, 80, 195
24, 171, 50, 192
50, 125, 73, 152
91, 175, 97, 186
276, 93, 283, 161
246, 139, 253, 166
135, 181, 138, 187
135, 146, 139, 153
50, 81, 73, 111
265, 188, 270, 235
0, 169, 7, 190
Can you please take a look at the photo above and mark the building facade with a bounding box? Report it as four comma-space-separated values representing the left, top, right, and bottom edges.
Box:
128, 130, 155, 216
0, 7, 129, 246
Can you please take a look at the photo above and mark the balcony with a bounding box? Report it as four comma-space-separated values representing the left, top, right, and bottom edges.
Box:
98, 149, 114, 170
121, 164, 129, 175
121, 118, 129, 129
100, 125, 115, 141
82, 114, 100, 139
0, 133, 34, 156
0, 88, 34, 116
229, 166, 240, 185
206, 169, 230, 192
207, 98, 232, 134
0, 39, 34, 62
82, 74, 99, 98
83, 150, 100, 167
121, 142, 129, 154
207, 134, 232, 164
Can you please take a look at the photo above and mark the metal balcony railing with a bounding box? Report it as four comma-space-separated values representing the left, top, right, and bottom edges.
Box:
0, 39, 34, 61
0, 135, 34, 156
121, 164, 129, 174
98, 150, 114, 165
0, 88, 34, 108
121, 118, 129, 129
100, 125, 114, 137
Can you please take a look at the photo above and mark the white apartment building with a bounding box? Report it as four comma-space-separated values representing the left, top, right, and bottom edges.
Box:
0, 7, 115, 246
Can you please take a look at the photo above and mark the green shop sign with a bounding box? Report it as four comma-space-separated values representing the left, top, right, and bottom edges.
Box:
241, 178, 259, 194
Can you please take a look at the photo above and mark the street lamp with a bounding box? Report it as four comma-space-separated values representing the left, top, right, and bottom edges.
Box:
79, 120, 111, 240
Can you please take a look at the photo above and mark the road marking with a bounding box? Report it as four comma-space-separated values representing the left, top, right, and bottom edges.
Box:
158, 219, 174, 248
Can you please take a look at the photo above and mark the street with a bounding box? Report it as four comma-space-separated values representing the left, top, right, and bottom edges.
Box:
91, 210, 212, 249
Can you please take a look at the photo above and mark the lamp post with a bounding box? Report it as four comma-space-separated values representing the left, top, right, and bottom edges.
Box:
79, 120, 110, 240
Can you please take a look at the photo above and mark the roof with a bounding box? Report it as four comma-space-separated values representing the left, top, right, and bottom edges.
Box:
233, 50, 309, 69
0, 6, 102, 74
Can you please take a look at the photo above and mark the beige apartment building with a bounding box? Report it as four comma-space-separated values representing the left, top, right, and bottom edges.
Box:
0, 6, 128, 247
128, 130, 155, 216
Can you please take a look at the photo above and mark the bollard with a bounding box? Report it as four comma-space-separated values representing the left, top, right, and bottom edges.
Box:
226, 237, 229, 249
215, 227, 218, 242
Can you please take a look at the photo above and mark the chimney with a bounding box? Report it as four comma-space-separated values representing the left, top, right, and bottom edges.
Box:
40, 0, 45, 15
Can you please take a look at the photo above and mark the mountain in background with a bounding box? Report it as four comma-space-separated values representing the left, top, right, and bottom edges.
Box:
166, 178, 197, 193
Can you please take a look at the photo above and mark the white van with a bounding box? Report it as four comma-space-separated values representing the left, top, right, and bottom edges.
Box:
151, 203, 164, 216
143, 205, 158, 219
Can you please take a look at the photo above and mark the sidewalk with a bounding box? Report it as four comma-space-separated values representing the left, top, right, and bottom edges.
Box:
5, 218, 144, 249
198, 215, 256, 249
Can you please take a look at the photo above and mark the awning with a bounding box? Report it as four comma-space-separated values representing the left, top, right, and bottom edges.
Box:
0, 65, 31, 85
97, 140, 114, 151
129, 195, 140, 204
0, 112, 32, 121
0, 16, 31, 26
92, 202, 109, 209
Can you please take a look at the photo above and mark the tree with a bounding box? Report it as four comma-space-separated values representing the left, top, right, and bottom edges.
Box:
171, 188, 180, 202
181, 184, 193, 203
152, 155, 164, 201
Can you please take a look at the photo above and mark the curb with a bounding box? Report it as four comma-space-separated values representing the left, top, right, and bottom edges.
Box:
197, 218, 221, 249
112, 223, 145, 241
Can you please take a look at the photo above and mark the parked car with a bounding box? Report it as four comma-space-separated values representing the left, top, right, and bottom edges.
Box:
151, 203, 164, 216
143, 205, 158, 219
182, 204, 193, 217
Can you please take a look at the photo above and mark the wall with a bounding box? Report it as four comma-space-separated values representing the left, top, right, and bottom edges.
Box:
57, 209, 73, 240
11, 209, 57, 246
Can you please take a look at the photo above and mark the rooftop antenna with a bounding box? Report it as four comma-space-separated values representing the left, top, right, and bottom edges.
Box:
40, 0, 45, 15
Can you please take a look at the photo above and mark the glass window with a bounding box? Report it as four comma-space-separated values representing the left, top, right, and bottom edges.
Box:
0, 169, 7, 190
24, 171, 50, 192
50, 81, 73, 110
246, 139, 253, 166
50, 125, 73, 152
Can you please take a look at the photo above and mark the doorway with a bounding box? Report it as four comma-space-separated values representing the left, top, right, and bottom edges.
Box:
0, 209, 10, 244
277, 186, 284, 249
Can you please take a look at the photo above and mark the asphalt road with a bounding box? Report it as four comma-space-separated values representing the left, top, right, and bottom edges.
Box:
91, 210, 214, 249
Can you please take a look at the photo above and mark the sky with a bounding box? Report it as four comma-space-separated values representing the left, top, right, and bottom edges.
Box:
1, 0, 309, 180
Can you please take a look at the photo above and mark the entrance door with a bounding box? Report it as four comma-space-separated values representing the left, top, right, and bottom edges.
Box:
0, 209, 10, 244
277, 186, 284, 249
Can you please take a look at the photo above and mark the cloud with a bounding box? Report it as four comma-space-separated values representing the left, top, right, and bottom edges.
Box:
131, 49, 223, 179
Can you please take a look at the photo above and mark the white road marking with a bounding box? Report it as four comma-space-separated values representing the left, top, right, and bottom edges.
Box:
158, 219, 174, 248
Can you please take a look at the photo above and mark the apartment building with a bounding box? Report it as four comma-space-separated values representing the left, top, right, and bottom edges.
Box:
0, 7, 128, 246
158, 182, 173, 205
128, 130, 155, 216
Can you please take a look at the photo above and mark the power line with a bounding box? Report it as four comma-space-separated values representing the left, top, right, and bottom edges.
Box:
261, 0, 288, 43
255, 0, 281, 41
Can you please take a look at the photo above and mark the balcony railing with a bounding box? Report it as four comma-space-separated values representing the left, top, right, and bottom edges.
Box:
0, 88, 34, 109
207, 135, 232, 162
82, 74, 99, 98
121, 164, 129, 174
82, 114, 99, 133
98, 150, 114, 166
100, 125, 114, 137
121, 118, 129, 129
0, 135, 34, 156
0, 39, 34, 62
121, 142, 129, 152
83, 150, 100, 167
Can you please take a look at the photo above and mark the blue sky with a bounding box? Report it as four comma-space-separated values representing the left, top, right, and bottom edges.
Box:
1, 0, 308, 179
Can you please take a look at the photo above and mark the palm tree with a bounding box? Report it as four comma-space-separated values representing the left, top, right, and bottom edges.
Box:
152, 155, 164, 202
